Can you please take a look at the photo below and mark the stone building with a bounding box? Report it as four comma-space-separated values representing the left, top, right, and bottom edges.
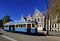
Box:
50, 16, 60, 31
21, 8, 46, 31
32, 9, 45, 31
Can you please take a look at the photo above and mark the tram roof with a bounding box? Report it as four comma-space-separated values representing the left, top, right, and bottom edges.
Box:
4, 20, 35, 26
14, 20, 27, 24
4, 20, 27, 25
4, 21, 15, 25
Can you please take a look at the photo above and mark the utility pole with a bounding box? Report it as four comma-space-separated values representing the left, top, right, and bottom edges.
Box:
46, 0, 49, 35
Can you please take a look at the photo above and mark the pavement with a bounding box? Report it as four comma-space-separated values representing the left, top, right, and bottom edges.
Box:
0, 29, 60, 41
49, 31, 60, 37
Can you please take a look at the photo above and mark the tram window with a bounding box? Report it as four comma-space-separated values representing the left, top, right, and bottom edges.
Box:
21, 24, 26, 27
9, 25, 12, 27
16, 25, 19, 27
5, 25, 8, 27
27, 24, 31, 28
18, 24, 21, 27
32, 24, 35, 27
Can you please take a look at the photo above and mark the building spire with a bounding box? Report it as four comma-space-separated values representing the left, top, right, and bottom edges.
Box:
21, 14, 23, 18
21, 14, 24, 20
35, 7, 39, 12
35, 7, 37, 10
28, 14, 31, 17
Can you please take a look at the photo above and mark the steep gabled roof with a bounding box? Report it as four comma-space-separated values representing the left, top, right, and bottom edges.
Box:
34, 8, 45, 18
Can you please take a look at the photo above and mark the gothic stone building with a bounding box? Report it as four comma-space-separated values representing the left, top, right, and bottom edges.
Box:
21, 9, 46, 31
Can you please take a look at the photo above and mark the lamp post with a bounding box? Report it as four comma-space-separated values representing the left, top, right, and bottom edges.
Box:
46, 0, 49, 35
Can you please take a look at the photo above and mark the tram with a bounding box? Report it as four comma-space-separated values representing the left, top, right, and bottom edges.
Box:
4, 20, 37, 33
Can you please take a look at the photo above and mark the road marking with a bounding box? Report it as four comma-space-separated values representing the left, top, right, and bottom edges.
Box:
0, 35, 17, 41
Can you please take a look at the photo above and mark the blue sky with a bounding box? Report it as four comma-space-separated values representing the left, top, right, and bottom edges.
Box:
0, 0, 47, 20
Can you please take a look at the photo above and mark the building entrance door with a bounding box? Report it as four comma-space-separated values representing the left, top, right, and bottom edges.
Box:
37, 25, 42, 32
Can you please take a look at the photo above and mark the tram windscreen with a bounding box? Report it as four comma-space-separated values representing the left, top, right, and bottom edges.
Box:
18, 24, 21, 27
16, 25, 19, 27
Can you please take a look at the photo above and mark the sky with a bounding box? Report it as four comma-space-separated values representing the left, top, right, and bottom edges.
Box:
0, 0, 47, 20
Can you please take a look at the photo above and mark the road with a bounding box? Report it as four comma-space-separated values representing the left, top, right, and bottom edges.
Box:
0, 29, 60, 41
0, 33, 10, 41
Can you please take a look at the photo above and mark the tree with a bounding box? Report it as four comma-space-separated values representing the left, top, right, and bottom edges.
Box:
0, 15, 12, 28
2, 15, 12, 28
48, 0, 60, 31
3, 15, 12, 24
49, 0, 60, 21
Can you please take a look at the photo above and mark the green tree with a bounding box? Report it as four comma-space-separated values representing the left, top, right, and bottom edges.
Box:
49, 0, 60, 31
3, 15, 11, 23
2, 15, 12, 28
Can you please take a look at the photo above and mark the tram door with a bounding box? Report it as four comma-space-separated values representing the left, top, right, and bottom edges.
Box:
9, 25, 11, 31
27, 24, 31, 33
9, 25, 14, 32
12, 25, 15, 32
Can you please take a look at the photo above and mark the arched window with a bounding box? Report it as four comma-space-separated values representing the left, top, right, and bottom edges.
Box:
28, 20, 30, 22
55, 24, 56, 28
35, 19, 36, 21
38, 18, 40, 21
40, 25, 41, 27
52, 25, 53, 28
38, 17, 41, 22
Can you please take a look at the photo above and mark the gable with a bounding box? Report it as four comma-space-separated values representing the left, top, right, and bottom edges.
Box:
34, 9, 45, 18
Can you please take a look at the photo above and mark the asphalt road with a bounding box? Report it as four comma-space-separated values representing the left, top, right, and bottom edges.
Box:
0, 36, 10, 41
0, 29, 60, 41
